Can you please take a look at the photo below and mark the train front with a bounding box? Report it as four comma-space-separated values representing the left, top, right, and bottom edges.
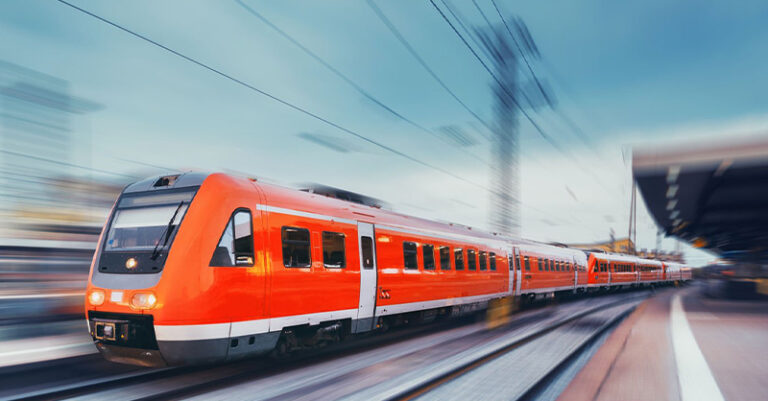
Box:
84, 172, 263, 367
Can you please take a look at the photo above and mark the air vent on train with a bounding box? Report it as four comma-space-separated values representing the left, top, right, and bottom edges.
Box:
153, 175, 179, 188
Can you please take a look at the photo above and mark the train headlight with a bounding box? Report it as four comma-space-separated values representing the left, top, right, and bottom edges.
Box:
88, 290, 105, 306
125, 257, 138, 269
130, 292, 157, 309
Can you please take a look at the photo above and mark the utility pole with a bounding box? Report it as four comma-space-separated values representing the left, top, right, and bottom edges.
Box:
628, 180, 637, 254
476, 18, 542, 237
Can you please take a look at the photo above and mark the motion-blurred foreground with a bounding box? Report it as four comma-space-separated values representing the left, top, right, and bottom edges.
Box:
0, 61, 130, 362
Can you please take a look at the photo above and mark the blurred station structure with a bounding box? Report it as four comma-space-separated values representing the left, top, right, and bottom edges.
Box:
0, 60, 125, 326
634, 136, 768, 298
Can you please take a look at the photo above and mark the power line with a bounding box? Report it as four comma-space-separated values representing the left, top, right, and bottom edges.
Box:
428, 0, 565, 154
235, 2, 441, 147
440, 0, 497, 64
488, 0, 593, 147
55, 0, 489, 191
365, 0, 495, 137
431, 0, 617, 193
235, 0, 489, 166
0, 149, 138, 179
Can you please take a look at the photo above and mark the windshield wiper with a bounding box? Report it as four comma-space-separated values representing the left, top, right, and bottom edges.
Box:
150, 201, 185, 261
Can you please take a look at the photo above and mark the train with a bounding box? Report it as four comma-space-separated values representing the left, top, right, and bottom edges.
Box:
84, 172, 691, 366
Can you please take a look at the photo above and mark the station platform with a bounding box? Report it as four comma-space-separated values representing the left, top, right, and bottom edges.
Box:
559, 284, 768, 401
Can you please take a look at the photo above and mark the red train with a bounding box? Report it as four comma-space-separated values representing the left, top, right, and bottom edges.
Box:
85, 173, 690, 366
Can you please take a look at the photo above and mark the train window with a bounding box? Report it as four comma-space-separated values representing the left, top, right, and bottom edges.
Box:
210, 210, 254, 267
467, 249, 477, 270
524, 256, 530, 271
322, 231, 345, 268
490, 252, 496, 271
403, 241, 418, 269
282, 226, 311, 268
361, 236, 374, 269
439, 246, 451, 270
455, 248, 465, 270
549, 260, 554, 272
479, 251, 487, 270
423, 244, 436, 270
556, 261, 561, 272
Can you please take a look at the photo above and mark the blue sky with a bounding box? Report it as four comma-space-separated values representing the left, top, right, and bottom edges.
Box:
2, 0, 767, 265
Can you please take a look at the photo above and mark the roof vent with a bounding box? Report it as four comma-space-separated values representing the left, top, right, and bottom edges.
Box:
300, 184, 388, 209
153, 175, 179, 188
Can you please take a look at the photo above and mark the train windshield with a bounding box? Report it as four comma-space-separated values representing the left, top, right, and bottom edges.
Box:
104, 190, 195, 252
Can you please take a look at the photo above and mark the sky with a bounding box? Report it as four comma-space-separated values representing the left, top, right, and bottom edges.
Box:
2, 0, 768, 266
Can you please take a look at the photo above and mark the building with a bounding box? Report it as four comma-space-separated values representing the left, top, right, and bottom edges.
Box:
566, 237, 685, 263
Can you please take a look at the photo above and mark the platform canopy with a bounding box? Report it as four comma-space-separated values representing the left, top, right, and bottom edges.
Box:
633, 136, 768, 263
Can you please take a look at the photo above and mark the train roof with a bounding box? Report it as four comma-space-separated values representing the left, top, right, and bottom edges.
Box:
125, 173, 674, 266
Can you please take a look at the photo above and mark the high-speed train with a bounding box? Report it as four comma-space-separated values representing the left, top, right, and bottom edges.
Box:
85, 172, 690, 366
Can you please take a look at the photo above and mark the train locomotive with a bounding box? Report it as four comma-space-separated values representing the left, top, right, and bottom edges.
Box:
85, 172, 689, 366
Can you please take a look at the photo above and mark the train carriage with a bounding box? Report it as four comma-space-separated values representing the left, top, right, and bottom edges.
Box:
514, 244, 587, 298
609, 254, 638, 287
85, 172, 690, 367
636, 258, 664, 284
86, 173, 520, 366
664, 262, 683, 283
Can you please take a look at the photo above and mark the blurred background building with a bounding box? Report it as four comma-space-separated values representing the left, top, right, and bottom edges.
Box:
0, 60, 125, 321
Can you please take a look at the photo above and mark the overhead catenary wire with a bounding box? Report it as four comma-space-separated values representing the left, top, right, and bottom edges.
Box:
427, 0, 566, 154
0, 149, 139, 179
235, 0, 491, 167
488, 0, 594, 147
54, 0, 491, 192
430, 0, 616, 193
365, 0, 496, 138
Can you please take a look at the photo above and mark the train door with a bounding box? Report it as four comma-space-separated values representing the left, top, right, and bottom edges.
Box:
572, 256, 578, 289
514, 247, 522, 294
507, 250, 515, 294
353, 222, 377, 333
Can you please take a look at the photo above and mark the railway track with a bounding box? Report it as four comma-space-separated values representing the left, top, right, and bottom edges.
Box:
2, 289, 654, 401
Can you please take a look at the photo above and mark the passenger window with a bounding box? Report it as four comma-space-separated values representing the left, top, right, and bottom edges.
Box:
423, 244, 436, 270
490, 252, 496, 271
361, 236, 374, 269
467, 249, 477, 270
524, 256, 530, 271
454, 248, 464, 270
403, 241, 418, 269
479, 251, 487, 270
210, 210, 253, 267
322, 231, 345, 268
282, 226, 311, 267
439, 246, 451, 270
